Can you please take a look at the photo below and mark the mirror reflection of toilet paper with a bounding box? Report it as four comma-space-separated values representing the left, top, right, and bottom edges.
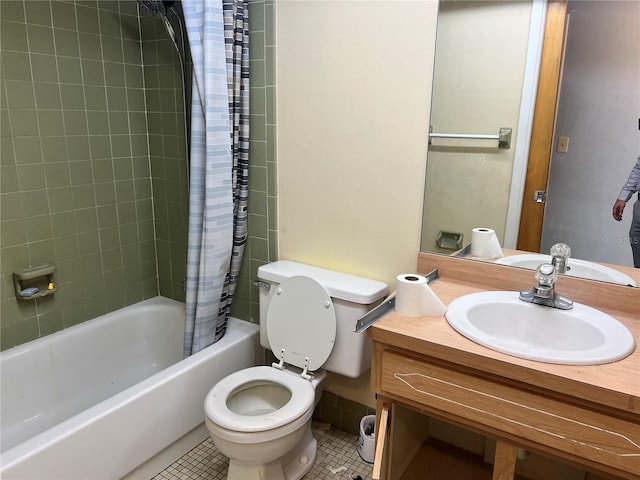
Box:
471, 227, 504, 259
395, 274, 447, 317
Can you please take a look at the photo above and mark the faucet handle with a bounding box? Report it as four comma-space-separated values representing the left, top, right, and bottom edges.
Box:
550, 243, 571, 259
535, 263, 557, 287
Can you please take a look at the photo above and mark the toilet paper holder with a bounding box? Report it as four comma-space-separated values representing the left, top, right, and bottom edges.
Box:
436, 230, 463, 250
354, 269, 440, 333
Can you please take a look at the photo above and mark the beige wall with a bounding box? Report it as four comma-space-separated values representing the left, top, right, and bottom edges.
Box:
276, 0, 439, 406
276, 0, 438, 288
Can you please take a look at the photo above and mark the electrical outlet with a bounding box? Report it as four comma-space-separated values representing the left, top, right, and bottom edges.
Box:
557, 136, 569, 153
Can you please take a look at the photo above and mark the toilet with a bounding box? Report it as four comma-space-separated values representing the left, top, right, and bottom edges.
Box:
204, 260, 388, 480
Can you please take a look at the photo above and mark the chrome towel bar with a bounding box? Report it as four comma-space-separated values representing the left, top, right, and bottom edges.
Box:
429, 126, 512, 149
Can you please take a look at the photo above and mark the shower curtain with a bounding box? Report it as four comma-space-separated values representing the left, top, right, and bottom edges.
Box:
182, 0, 249, 356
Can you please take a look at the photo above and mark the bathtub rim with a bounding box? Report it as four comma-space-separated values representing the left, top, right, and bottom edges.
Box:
0, 296, 184, 362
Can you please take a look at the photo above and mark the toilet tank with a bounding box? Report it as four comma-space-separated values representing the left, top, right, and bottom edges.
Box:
258, 260, 389, 378
257, 261, 389, 378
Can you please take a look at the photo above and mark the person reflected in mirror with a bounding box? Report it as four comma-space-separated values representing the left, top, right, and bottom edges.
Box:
612, 155, 640, 267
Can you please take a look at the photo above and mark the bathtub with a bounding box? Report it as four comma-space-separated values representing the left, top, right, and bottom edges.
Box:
0, 296, 259, 479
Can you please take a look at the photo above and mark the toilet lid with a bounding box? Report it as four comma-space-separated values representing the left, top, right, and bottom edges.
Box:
267, 275, 336, 372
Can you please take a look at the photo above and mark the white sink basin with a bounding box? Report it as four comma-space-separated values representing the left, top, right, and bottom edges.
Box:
495, 254, 637, 287
445, 291, 635, 365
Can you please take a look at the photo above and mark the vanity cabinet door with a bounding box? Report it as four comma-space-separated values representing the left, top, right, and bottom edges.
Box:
372, 400, 389, 480
372, 398, 432, 480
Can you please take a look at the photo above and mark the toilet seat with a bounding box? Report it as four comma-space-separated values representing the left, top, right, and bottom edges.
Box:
205, 366, 315, 433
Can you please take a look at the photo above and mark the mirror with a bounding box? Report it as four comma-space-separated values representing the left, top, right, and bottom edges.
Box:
421, 0, 639, 287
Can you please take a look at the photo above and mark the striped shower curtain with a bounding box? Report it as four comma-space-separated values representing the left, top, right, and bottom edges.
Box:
182, 0, 249, 357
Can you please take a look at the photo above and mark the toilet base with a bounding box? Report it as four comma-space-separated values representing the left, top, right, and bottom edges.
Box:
227, 422, 317, 480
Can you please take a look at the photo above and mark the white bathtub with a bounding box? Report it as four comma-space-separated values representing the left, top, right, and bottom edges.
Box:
0, 296, 259, 479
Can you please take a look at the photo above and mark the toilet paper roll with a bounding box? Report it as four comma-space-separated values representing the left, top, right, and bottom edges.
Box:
395, 274, 447, 317
471, 227, 504, 259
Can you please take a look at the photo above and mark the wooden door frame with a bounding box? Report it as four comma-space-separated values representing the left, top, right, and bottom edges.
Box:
517, 0, 568, 252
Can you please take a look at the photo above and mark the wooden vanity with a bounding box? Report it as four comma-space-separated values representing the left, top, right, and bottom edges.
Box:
369, 253, 639, 479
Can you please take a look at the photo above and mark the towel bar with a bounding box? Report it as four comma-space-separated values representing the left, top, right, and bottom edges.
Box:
429, 126, 512, 149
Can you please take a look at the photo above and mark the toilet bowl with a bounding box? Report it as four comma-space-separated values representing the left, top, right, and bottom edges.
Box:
205, 366, 326, 479
203, 261, 389, 480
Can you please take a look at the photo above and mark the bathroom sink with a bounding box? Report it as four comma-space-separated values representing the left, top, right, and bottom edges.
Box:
495, 254, 637, 287
445, 291, 635, 365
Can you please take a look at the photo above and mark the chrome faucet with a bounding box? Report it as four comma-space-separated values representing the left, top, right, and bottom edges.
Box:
519, 263, 573, 310
550, 243, 571, 274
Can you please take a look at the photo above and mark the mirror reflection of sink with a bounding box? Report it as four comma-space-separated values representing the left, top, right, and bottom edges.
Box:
495, 254, 637, 287
445, 291, 635, 365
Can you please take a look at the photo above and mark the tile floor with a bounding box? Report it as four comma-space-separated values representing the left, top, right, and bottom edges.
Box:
153, 423, 373, 480
152, 423, 606, 480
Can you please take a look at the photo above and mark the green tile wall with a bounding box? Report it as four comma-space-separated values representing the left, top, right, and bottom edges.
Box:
314, 391, 376, 436
1, 0, 275, 350
231, 0, 278, 323
0, 0, 158, 350
139, 5, 189, 303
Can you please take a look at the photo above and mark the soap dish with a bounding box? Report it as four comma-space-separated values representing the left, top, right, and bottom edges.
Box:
13, 264, 57, 301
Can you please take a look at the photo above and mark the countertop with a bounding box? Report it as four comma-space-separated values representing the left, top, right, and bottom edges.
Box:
368, 254, 640, 417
